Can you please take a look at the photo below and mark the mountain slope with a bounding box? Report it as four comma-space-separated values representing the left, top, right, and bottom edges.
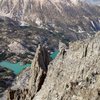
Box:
0, 16, 60, 63
33, 32, 100, 100
0, 0, 100, 73
6, 32, 100, 100
0, 0, 100, 63
0, 0, 100, 41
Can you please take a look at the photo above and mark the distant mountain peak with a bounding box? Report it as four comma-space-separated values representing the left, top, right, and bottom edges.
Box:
0, 0, 99, 38
0, 0, 82, 20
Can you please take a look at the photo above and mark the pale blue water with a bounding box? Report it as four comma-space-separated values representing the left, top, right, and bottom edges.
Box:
0, 51, 58, 75
50, 50, 59, 59
0, 61, 31, 75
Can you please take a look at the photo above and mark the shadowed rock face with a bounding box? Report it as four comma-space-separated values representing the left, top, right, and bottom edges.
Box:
29, 45, 50, 97
33, 32, 100, 100
0, 67, 15, 97
6, 32, 100, 100
6, 45, 50, 100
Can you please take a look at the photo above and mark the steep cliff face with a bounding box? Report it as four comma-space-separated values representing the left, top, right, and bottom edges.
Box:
29, 45, 50, 97
33, 32, 100, 100
6, 45, 50, 100
6, 32, 100, 100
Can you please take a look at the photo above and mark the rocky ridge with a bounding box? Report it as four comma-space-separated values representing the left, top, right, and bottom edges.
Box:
5, 31, 100, 100
6, 45, 50, 100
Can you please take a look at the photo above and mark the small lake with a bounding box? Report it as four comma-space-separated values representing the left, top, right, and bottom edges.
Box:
0, 61, 31, 75
0, 51, 59, 75
50, 50, 59, 59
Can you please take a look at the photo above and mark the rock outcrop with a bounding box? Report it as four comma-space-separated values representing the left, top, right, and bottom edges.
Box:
6, 32, 100, 100
33, 32, 100, 100
0, 67, 15, 98
8, 40, 29, 54
29, 45, 50, 98
6, 45, 50, 100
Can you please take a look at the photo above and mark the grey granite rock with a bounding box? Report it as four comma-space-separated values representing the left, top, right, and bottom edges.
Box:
6, 32, 100, 100
6, 45, 50, 100
33, 32, 100, 100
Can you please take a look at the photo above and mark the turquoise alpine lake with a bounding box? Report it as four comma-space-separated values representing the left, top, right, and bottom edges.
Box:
0, 61, 31, 75
0, 51, 59, 75
50, 50, 59, 59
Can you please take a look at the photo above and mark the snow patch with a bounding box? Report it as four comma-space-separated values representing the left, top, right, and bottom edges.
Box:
35, 18, 42, 26
20, 21, 30, 27
91, 21, 96, 28
78, 26, 84, 33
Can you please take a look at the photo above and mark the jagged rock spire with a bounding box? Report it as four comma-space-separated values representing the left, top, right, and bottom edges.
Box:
6, 32, 100, 100
29, 45, 50, 96
33, 32, 100, 100
7, 45, 50, 100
